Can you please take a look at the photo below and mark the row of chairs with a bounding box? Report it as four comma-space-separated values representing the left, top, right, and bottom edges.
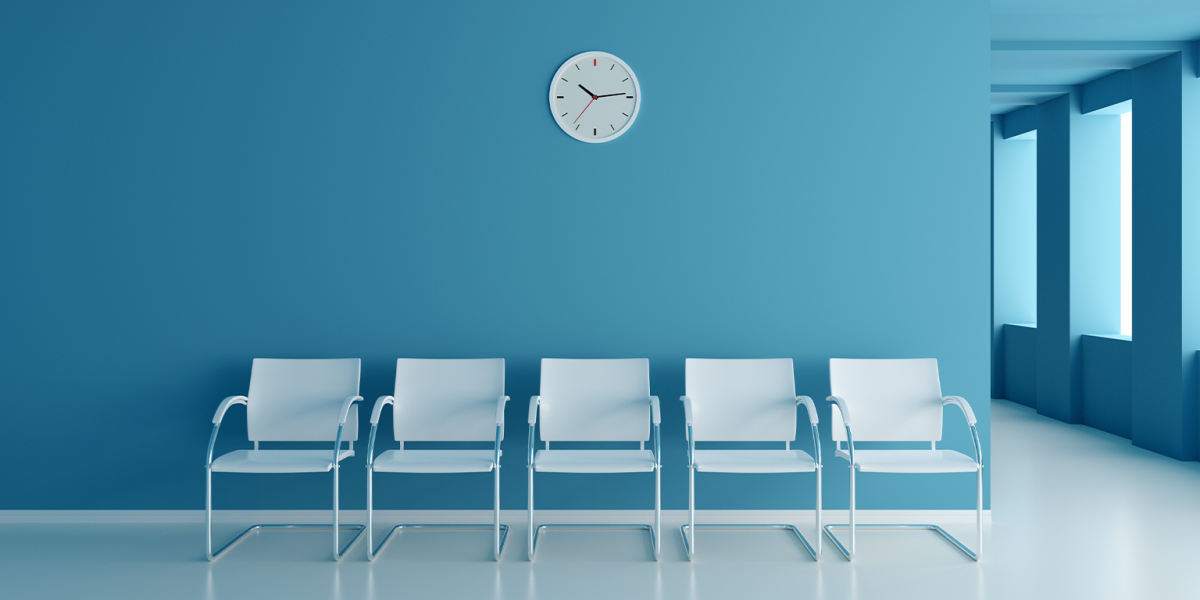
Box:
205, 357, 982, 562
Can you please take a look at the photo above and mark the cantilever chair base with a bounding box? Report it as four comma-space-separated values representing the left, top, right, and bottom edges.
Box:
680, 524, 817, 561
368, 523, 509, 561
529, 523, 660, 561
822, 523, 979, 562
207, 523, 366, 562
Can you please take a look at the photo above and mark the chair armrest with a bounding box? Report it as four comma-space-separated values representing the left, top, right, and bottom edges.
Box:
528, 396, 540, 425
366, 396, 394, 469
826, 395, 852, 426
943, 395, 982, 466
680, 396, 694, 426
496, 396, 509, 425
796, 396, 819, 425
527, 396, 540, 467
942, 396, 977, 425
649, 396, 660, 425
333, 395, 362, 464
212, 396, 248, 424
338, 395, 363, 425
371, 396, 395, 425
207, 395, 248, 467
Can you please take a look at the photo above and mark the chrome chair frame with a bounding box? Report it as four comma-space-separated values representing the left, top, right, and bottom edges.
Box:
681, 524, 815, 559
205, 394, 365, 562
822, 395, 984, 562
680, 396, 822, 562
365, 395, 509, 561
526, 396, 662, 561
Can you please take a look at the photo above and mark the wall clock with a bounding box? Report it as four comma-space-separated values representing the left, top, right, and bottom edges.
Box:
549, 51, 641, 143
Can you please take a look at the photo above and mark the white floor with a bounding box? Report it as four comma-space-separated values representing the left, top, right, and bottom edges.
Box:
5, 400, 1200, 599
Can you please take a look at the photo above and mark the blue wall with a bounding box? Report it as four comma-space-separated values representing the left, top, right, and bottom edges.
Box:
1035, 92, 1121, 423
1003, 324, 1038, 408
0, 1, 990, 510
1131, 49, 1200, 460
1081, 334, 1132, 439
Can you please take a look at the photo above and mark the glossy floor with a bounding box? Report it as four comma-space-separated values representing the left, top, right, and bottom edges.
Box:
4, 400, 1200, 599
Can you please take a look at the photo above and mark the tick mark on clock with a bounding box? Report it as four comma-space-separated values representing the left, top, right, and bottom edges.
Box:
575, 124, 580, 131
557, 96, 564, 98
593, 59, 597, 66
621, 78, 629, 82
626, 96, 633, 99
593, 128, 596, 135
561, 112, 568, 117
575, 64, 580, 70
610, 124, 614, 131
622, 112, 628, 117
561, 77, 568, 82
610, 64, 614, 70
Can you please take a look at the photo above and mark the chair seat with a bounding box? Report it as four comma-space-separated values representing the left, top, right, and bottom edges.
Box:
693, 449, 816, 473
533, 449, 656, 473
371, 449, 499, 473
211, 449, 354, 474
835, 449, 979, 473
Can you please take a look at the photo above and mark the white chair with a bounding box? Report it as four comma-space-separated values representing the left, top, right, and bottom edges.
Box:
366, 359, 509, 561
680, 358, 821, 561
205, 358, 364, 561
527, 358, 661, 561
824, 358, 983, 561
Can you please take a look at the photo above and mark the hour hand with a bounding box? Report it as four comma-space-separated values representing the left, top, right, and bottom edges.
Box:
579, 84, 597, 98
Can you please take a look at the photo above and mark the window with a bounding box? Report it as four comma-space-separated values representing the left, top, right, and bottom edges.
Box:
1121, 111, 1132, 336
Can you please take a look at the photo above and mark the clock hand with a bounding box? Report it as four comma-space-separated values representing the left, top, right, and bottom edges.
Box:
573, 95, 595, 124
578, 84, 597, 99
595, 92, 626, 98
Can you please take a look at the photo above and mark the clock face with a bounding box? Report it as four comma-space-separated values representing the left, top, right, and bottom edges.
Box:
549, 51, 641, 143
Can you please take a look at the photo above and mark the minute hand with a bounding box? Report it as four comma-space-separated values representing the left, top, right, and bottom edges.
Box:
595, 93, 627, 98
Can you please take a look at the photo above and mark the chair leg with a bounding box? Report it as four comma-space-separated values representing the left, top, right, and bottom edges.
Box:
207, 465, 364, 562
525, 462, 658, 561
366, 468, 507, 563
205, 467, 214, 561
367, 466, 375, 561
679, 467, 817, 562
654, 463, 661, 561
333, 463, 340, 561
527, 465, 535, 561
815, 465, 822, 556
849, 466, 856, 559
685, 466, 695, 560
822, 467, 979, 562
977, 468, 983, 559
494, 466, 502, 561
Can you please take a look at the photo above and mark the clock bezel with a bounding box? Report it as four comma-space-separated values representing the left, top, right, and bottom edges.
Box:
548, 51, 641, 144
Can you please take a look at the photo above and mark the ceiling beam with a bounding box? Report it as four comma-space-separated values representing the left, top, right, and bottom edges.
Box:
992, 85, 1075, 93
992, 41, 1192, 52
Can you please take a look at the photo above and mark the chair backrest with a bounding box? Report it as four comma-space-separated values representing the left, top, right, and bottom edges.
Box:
828, 358, 943, 442
393, 358, 505, 442
246, 358, 360, 442
686, 358, 797, 442
539, 358, 651, 442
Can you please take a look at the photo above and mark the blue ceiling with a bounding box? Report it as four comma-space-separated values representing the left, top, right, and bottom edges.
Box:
991, 0, 1200, 114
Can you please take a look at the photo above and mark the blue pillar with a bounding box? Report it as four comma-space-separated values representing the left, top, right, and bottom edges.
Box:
1036, 92, 1121, 423
991, 118, 1037, 399
1131, 49, 1200, 460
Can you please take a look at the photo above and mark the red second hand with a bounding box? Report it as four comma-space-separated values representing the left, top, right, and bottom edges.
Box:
574, 95, 596, 124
